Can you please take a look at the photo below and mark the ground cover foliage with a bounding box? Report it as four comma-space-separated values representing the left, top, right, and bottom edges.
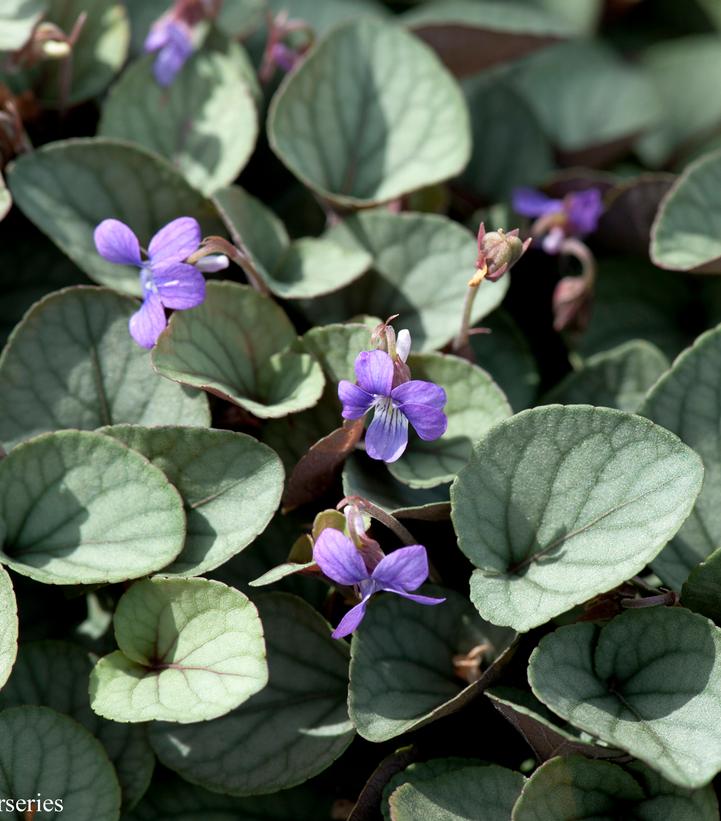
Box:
3, 0, 721, 818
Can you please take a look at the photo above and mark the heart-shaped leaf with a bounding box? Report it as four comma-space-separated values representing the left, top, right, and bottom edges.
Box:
149, 592, 354, 795
0, 430, 186, 585
268, 19, 470, 207
7, 138, 225, 294
214, 186, 372, 298
388, 763, 525, 821
640, 324, 721, 588
99, 425, 283, 576
470, 310, 539, 411
0, 567, 17, 691
528, 607, 721, 788
301, 211, 508, 352
22, 0, 130, 106
90, 577, 268, 723
388, 352, 511, 489
651, 149, 721, 273
99, 45, 258, 194
542, 341, 669, 413
511, 42, 661, 161
0, 640, 154, 810
487, 686, 625, 763
349, 587, 516, 742
126, 775, 332, 821
0, 287, 210, 451
451, 405, 703, 632
0, 705, 121, 819
405, 0, 573, 77
513, 755, 719, 821
152, 281, 325, 418
0, 0, 47, 51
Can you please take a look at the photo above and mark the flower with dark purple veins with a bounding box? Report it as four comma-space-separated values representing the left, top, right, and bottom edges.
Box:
338, 348, 447, 463
144, 17, 194, 87
313, 528, 445, 639
94, 217, 205, 349
512, 187, 603, 254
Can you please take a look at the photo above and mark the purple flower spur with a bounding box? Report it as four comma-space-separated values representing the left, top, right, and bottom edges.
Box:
94, 217, 205, 348
313, 528, 445, 639
338, 348, 447, 463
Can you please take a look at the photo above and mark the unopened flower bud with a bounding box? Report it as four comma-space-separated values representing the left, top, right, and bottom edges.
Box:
194, 253, 229, 273
480, 228, 527, 281
552, 275, 592, 333
471, 223, 530, 286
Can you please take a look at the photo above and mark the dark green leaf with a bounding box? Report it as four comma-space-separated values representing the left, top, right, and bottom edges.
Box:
0, 430, 186, 585
90, 577, 268, 723
0, 705, 121, 819
214, 186, 371, 298
529, 608, 721, 788
0, 640, 154, 810
152, 281, 325, 418
641, 324, 721, 588
100, 425, 283, 576
451, 406, 703, 631
349, 588, 516, 741
268, 19, 471, 207
149, 592, 354, 795
0, 287, 210, 451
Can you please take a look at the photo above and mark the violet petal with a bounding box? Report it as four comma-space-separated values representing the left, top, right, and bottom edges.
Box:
153, 261, 206, 309
390, 590, 446, 606
331, 594, 372, 639
128, 293, 166, 349
372, 545, 429, 592
94, 219, 142, 266
313, 528, 369, 587
354, 349, 394, 396
399, 403, 448, 442
338, 380, 375, 419
148, 216, 201, 264
567, 188, 603, 236
365, 399, 409, 463
391, 380, 447, 410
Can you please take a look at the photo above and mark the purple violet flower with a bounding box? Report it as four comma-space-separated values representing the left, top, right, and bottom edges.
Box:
313, 528, 445, 639
144, 17, 194, 87
512, 187, 603, 254
338, 349, 447, 463
94, 217, 205, 349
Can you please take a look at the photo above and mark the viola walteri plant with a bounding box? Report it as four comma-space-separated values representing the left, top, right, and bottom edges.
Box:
1, 0, 721, 817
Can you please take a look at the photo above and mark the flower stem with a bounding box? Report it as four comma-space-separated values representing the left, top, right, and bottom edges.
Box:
339, 496, 416, 545
452, 268, 486, 355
